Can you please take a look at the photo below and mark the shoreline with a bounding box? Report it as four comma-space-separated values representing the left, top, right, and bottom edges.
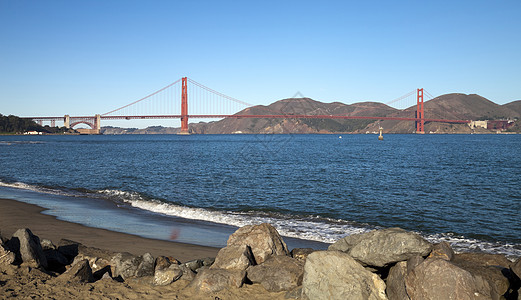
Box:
0, 198, 219, 262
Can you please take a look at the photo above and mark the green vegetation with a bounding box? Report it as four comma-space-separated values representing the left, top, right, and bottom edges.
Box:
0, 114, 71, 134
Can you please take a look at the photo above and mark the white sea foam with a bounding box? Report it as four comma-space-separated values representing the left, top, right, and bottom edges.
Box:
3, 182, 521, 258
95, 189, 521, 258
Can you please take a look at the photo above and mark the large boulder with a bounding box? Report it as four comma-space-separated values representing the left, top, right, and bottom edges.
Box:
512, 257, 521, 280
210, 244, 255, 270
405, 258, 491, 299
452, 253, 515, 300
111, 252, 155, 280
328, 228, 431, 267
227, 223, 289, 264
302, 250, 387, 300
58, 259, 94, 283
246, 255, 304, 292
188, 268, 246, 293
7, 228, 48, 269
386, 261, 409, 300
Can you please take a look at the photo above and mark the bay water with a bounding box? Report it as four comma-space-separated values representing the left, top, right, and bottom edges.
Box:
0, 134, 519, 257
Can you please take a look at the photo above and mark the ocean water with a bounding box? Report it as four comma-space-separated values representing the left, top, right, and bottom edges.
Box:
0, 134, 520, 257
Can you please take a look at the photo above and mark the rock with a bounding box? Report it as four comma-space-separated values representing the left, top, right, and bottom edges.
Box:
291, 248, 315, 262
111, 252, 155, 280
179, 264, 197, 281
154, 264, 183, 286
0, 242, 16, 265
285, 286, 303, 299
406, 255, 424, 274
188, 268, 246, 293
453, 253, 515, 300
183, 258, 203, 272
201, 257, 215, 267
155, 256, 178, 271
328, 228, 431, 267
302, 250, 387, 300
386, 261, 409, 300
44, 249, 69, 272
427, 242, 454, 261
405, 258, 491, 299
247, 255, 304, 292
227, 223, 289, 264
59, 259, 94, 283
210, 244, 256, 271
57, 239, 80, 262
136, 252, 155, 277
7, 228, 48, 269
512, 257, 521, 280
40, 239, 57, 251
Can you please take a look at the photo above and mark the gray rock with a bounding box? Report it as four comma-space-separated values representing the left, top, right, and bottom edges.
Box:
386, 261, 409, 300
179, 264, 197, 281
40, 239, 57, 251
136, 252, 155, 277
59, 259, 94, 283
247, 255, 304, 292
427, 242, 454, 261
188, 268, 246, 293
406, 255, 424, 274
8, 228, 48, 269
453, 253, 514, 300
328, 228, 431, 267
210, 244, 256, 271
183, 258, 203, 272
291, 248, 315, 262
111, 252, 154, 280
512, 257, 521, 280
302, 251, 387, 300
154, 264, 183, 286
285, 286, 303, 299
405, 258, 491, 300
227, 223, 289, 264
201, 257, 215, 267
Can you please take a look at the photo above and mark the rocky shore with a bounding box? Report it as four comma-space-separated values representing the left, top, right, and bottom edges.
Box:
1, 223, 520, 299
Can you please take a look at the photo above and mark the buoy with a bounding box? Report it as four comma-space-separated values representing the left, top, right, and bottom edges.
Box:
378, 127, 384, 140
339, 136, 342, 139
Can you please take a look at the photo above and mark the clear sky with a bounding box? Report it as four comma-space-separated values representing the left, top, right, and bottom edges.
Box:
1, 0, 520, 128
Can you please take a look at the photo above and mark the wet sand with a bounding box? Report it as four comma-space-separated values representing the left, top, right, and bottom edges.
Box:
0, 198, 219, 261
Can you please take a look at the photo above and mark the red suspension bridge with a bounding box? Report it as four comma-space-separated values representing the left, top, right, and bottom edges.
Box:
25, 77, 470, 134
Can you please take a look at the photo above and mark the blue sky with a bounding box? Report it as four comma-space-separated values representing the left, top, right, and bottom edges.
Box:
1, 0, 520, 128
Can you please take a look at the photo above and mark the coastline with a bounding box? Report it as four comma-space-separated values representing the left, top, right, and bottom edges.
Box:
0, 198, 219, 261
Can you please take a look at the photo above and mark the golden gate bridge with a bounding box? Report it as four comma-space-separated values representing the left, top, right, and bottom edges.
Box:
24, 77, 470, 134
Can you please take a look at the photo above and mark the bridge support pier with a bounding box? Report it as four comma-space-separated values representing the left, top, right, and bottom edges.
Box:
179, 77, 189, 135
416, 88, 425, 134
64, 115, 70, 128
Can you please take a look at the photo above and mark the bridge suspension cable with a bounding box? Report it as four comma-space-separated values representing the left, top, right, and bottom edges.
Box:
102, 78, 183, 116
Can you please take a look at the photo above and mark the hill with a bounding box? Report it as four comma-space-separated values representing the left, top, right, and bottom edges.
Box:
190, 98, 399, 134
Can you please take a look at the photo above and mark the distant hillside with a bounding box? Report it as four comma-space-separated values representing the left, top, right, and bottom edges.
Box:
190, 98, 398, 134
100, 126, 180, 135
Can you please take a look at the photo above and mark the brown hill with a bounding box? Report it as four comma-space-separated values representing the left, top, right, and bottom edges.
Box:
364, 94, 520, 134
190, 98, 398, 134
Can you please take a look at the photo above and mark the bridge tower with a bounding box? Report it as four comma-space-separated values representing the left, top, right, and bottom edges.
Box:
64, 115, 70, 128
180, 77, 189, 135
416, 88, 425, 134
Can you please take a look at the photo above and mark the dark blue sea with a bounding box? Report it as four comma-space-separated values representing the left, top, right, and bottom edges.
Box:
1, 134, 520, 257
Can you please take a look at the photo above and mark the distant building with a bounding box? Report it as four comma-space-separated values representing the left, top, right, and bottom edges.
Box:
468, 120, 488, 129
487, 120, 515, 130
24, 131, 42, 135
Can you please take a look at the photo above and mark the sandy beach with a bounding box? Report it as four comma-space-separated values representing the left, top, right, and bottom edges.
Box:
0, 198, 219, 261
